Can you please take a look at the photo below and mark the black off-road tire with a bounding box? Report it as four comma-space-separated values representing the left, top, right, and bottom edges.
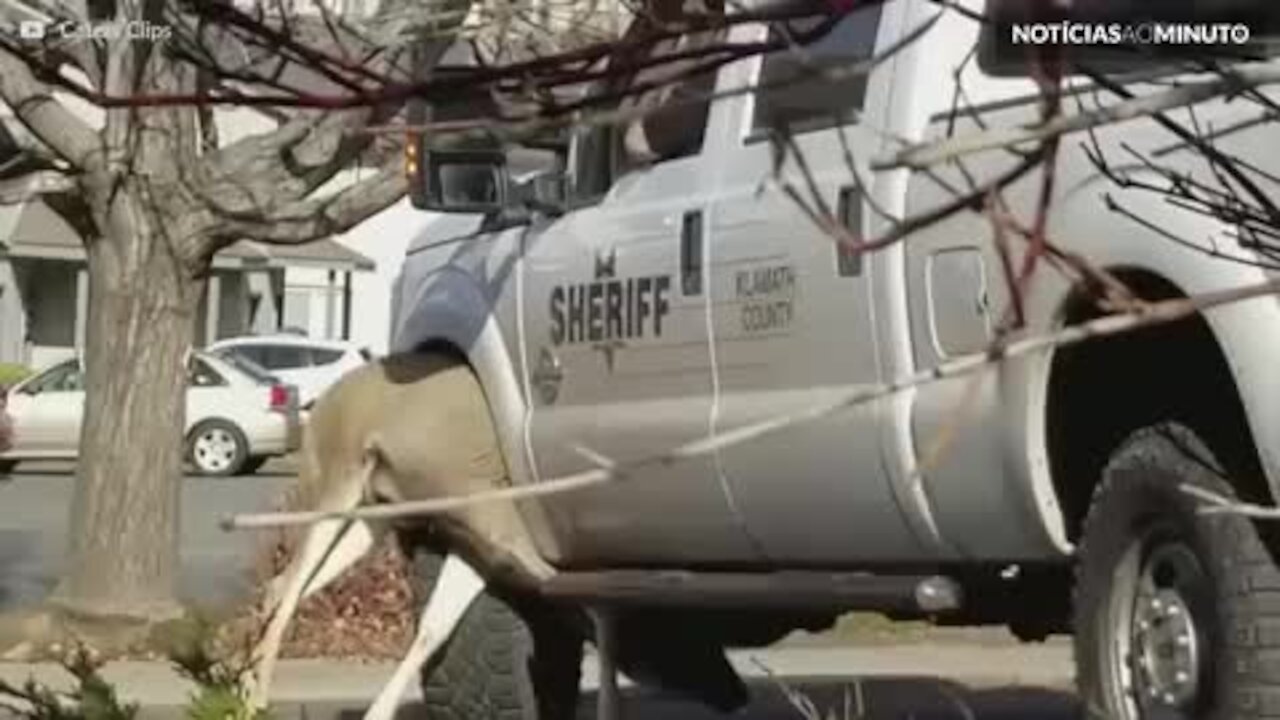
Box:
404, 545, 582, 720
1075, 423, 1280, 719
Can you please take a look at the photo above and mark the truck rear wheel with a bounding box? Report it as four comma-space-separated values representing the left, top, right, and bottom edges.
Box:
1075, 423, 1280, 719
405, 545, 582, 720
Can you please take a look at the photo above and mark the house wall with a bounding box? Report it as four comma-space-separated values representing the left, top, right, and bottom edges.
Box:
280, 200, 478, 355
0, 257, 278, 370
332, 199, 436, 354
281, 266, 345, 339
273, 174, 438, 353
0, 260, 27, 366
194, 270, 259, 346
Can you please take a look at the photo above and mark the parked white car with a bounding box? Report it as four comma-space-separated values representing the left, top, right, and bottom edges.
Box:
208, 335, 370, 408
0, 351, 300, 476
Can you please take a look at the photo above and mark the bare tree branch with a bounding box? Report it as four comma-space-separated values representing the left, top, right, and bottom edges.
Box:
876, 63, 1280, 172
209, 158, 406, 245
0, 51, 98, 169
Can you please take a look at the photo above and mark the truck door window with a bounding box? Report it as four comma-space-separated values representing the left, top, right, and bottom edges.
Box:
569, 24, 727, 204
752, 5, 884, 137
614, 29, 724, 173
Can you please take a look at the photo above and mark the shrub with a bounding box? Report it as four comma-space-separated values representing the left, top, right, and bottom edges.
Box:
0, 631, 273, 720
0, 364, 32, 388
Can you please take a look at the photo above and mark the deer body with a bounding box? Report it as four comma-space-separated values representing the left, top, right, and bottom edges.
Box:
248, 352, 555, 711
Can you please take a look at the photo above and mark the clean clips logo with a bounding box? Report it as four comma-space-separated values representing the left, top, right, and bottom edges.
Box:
20, 19, 172, 42
5, 0, 172, 44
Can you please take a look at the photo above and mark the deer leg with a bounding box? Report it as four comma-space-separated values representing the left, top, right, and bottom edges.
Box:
363, 553, 487, 720
248, 462, 374, 710
299, 521, 377, 600
261, 521, 376, 610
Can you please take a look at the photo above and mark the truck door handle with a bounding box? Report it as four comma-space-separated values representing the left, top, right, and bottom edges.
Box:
836, 185, 863, 278
681, 209, 703, 296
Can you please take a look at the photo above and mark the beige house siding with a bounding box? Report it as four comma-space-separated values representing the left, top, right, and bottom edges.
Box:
0, 191, 373, 368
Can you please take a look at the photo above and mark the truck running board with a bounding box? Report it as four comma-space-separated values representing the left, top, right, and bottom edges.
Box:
539, 570, 963, 614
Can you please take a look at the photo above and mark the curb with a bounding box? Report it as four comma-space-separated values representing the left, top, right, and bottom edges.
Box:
0, 660, 406, 720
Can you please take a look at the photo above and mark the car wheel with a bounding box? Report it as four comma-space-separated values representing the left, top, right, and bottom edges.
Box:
403, 542, 583, 720
1075, 423, 1280, 719
187, 420, 249, 477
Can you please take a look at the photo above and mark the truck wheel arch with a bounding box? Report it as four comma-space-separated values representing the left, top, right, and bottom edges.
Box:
394, 268, 572, 565
1043, 268, 1270, 543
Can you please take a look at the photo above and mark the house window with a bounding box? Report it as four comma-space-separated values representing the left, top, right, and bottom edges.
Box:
20, 261, 77, 348
752, 5, 884, 137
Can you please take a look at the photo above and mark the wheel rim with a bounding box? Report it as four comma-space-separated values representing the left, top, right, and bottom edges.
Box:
193, 428, 239, 473
1106, 530, 1212, 720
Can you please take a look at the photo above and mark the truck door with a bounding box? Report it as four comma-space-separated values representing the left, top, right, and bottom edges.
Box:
520, 27, 758, 566
704, 6, 930, 562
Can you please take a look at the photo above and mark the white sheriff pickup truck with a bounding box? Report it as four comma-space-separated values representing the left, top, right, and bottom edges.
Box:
387, 0, 1280, 718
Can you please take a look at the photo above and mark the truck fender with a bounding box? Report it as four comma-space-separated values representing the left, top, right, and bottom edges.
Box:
1025, 180, 1280, 542
392, 266, 569, 567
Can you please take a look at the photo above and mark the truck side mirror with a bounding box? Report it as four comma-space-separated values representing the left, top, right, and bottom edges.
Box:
410, 144, 510, 215
513, 169, 568, 216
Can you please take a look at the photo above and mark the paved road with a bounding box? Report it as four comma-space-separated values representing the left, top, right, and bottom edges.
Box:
0, 462, 291, 613
574, 681, 1078, 720
578, 646, 1078, 720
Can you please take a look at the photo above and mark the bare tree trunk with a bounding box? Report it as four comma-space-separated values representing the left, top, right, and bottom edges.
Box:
51, 217, 205, 621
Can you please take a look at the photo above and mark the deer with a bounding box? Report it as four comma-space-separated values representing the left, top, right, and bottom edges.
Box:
242, 352, 563, 717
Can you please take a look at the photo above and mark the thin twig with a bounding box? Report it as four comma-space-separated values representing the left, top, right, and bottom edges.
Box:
1184, 484, 1280, 519
876, 64, 1280, 171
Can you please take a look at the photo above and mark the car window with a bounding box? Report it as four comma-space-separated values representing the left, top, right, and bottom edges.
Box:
751, 4, 884, 137
211, 350, 278, 386
228, 345, 268, 367
256, 345, 310, 371
311, 348, 344, 366
26, 360, 83, 394
188, 358, 227, 387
